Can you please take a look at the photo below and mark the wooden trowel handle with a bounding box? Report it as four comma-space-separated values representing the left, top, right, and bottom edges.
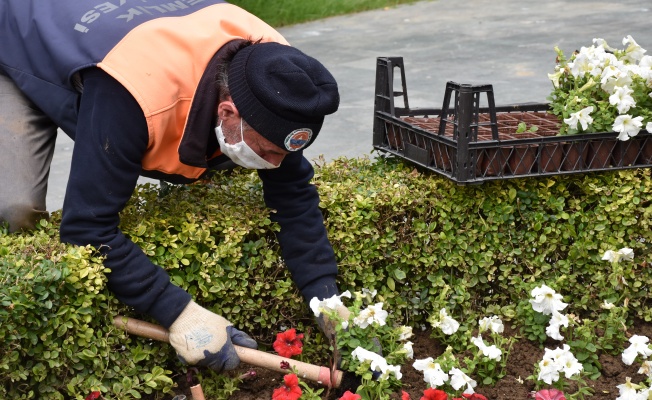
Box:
112, 316, 342, 388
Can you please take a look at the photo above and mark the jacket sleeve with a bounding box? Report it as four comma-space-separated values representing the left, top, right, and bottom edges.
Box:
257, 153, 339, 303
59, 68, 191, 328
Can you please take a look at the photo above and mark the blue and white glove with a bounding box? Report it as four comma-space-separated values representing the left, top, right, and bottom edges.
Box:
168, 301, 257, 372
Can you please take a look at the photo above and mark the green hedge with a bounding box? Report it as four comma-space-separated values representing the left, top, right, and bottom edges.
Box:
2, 157, 652, 398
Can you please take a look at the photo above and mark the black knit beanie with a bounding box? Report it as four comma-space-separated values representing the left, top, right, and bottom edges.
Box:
228, 42, 340, 152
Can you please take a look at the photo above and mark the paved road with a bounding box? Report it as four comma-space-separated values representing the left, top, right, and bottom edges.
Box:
47, 0, 652, 211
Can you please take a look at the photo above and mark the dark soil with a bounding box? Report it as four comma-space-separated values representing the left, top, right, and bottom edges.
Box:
169, 320, 652, 400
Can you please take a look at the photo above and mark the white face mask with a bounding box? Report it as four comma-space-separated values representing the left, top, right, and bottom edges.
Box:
215, 119, 280, 170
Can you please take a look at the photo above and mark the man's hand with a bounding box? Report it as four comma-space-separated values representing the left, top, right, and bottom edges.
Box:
168, 301, 257, 372
316, 304, 351, 340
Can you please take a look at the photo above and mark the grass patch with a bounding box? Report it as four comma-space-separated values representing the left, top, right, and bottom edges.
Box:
230, 0, 424, 27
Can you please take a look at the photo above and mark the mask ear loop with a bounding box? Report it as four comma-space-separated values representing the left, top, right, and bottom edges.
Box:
239, 118, 245, 142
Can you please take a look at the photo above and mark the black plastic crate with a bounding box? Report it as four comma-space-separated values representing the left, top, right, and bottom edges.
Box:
372, 57, 652, 184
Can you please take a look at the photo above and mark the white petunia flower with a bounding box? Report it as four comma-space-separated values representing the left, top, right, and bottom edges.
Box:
647, 122, 652, 133
602, 248, 635, 263
569, 45, 605, 77
381, 364, 402, 381
351, 346, 400, 381
470, 335, 484, 348
546, 311, 569, 341
401, 341, 414, 360
548, 69, 564, 88
398, 326, 414, 341
431, 308, 460, 335
478, 315, 504, 334
439, 314, 460, 335
601, 300, 616, 310
616, 377, 644, 400
545, 344, 569, 362
622, 35, 647, 63
638, 388, 652, 400
537, 345, 582, 384
609, 86, 637, 114
309, 291, 351, 317
601, 62, 632, 95
640, 55, 652, 69
538, 357, 561, 385
546, 324, 564, 340
413, 358, 449, 387
555, 345, 580, 372
602, 250, 618, 262
569, 51, 599, 78
483, 344, 502, 361
351, 346, 385, 366
593, 38, 618, 53
449, 368, 477, 394
638, 360, 652, 377
563, 106, 594, 131
353, 302, 389, 328
622, 335, 652, 365
618, 247, 635, 261
530, 284, 568, 315
471, 335, 502, 361
613, 114, 644, 141
559, 351, 583, 379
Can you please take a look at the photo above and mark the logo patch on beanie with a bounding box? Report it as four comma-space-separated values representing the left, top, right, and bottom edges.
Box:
284, 129, 313, 151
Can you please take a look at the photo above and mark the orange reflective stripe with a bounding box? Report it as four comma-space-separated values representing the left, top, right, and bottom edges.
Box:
98, 3, 287, 179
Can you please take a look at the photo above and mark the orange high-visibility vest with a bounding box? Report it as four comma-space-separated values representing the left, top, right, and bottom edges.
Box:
98, 4, 287, 179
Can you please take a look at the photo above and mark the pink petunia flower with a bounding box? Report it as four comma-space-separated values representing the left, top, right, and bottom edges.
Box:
535, 389, 567, 400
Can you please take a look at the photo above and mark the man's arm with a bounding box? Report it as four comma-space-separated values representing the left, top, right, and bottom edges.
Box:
60, 68, 257, 371
59, 67, 191, 328
258, 153, 339, 303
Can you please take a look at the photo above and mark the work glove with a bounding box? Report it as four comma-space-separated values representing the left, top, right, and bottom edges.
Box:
168, 301, 257, 372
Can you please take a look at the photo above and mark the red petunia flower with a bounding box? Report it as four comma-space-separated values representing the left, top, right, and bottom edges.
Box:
463, 394, 488, 400
273, 328, 305, 358
339, 390, 362, 400
85, 392, 101, 400
535, 389, 566, 400
453, 394, 488, 400
272, 373, 302, 400
421, 388, 448, 400
402, 390, 411, 400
